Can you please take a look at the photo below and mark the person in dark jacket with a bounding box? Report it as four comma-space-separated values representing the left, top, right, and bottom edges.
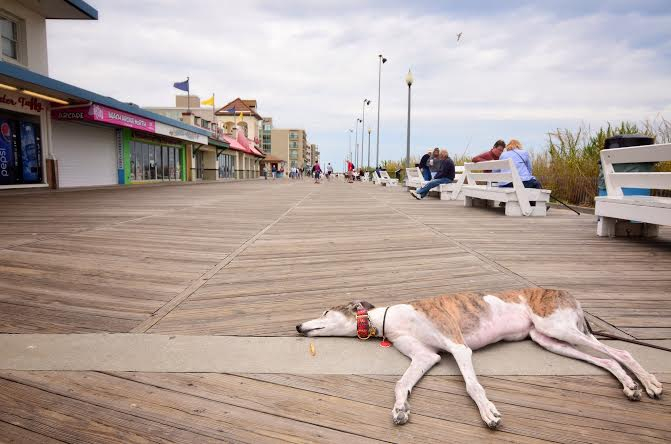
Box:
418, 148, 437, 181
410, 149, 456, 199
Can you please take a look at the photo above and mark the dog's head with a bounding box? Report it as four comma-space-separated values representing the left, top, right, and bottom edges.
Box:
296, 300, 375, 337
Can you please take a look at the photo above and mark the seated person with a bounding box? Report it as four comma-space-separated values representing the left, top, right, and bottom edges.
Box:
428, 147, 442, 178
410, 149, 455, 199
472, 140, 505, 163
418, 149, 434, 181
498, 139, 541, 189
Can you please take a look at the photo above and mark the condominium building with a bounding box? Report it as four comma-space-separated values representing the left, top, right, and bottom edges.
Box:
271, 128, 308, 170
261, 117, 272, 154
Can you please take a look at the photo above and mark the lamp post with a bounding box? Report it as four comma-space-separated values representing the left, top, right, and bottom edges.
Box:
355, 118, 362, 169
348, 129, 353, 162
405, 69, 413, 167
361, 99, 370, 171
375, 54, 387, 168
367, 128, 372, 169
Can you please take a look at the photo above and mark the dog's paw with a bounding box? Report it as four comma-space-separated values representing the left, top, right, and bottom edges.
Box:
392, 403, 410, 425
481, 401, 501, 429
642, 375, 663, 399
623, 383, 642, 401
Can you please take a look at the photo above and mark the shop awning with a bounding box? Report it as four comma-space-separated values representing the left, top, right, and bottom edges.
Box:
222, 135, 249, 153
207, 137, 230, 149
0, 62, 209, 139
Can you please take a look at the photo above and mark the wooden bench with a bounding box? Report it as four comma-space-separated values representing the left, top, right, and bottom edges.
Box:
461, 159, 551, 216
437, 165, 466, 200
595, 143, 671, 238
404, 167, 426, 189
378, 170, 399, 187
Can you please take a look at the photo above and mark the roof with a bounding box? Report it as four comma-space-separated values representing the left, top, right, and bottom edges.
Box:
242, 99, 257, 109
207, 137, 230, 149
215, 98, 263, 120
21, 0, 98, 20
260, 154, 286, 163
0, 61, 209, 137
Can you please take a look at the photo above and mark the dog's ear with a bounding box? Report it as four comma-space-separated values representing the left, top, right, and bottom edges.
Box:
354, 300, 375, 310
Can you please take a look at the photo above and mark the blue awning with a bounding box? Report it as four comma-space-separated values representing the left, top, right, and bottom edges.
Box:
0, 61, 209, 137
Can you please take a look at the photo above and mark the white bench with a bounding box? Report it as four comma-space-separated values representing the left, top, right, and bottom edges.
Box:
595, 143, 671, 238
437, 165, 466, 200
379, 170, 399, 187
405, 167, 426, 189
361, 172, 371, 182
461, 159, 551, 216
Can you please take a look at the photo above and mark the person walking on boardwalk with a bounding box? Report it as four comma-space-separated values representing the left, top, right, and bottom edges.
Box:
326, 163, 333, 180
313, 161, 322, 183
347, 160, 354, 183
410, 149, 456, 199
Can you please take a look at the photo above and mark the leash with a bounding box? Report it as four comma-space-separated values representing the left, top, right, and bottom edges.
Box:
584, 315, 671, 353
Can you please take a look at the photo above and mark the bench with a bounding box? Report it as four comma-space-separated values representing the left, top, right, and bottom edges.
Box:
404, 167, 426, 189
461, 159, 551, 216
595, 143, 671, 238
378, 170, 399, 187
437, 165, 466, 200
361, 172, 371, 182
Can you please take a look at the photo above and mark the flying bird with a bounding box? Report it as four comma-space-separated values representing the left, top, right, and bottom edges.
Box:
457, 32, 463, 42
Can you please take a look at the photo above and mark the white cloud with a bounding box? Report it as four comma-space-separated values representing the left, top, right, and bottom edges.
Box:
46, 1, 671, 166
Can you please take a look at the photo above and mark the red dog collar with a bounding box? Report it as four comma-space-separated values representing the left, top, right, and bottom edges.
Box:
356, 305, 377, 340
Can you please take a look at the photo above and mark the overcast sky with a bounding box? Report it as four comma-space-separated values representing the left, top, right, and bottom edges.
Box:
47, 0, 671, 168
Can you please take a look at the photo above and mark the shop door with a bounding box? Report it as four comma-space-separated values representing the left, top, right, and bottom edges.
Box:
195, 150, 204, 180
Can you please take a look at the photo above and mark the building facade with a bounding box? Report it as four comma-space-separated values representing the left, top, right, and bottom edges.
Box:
0, 0, 212, 190
271, 128, 309, 170
261, 117, 272, 154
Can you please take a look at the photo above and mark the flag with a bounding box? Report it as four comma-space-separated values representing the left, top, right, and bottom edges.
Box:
173, 79, 189, 92
225, 107, 236, 114
238, 111, 244, 121
201, 95, 214, 106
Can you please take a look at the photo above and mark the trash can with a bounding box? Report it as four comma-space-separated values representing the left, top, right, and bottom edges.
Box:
597, 134, 656, 196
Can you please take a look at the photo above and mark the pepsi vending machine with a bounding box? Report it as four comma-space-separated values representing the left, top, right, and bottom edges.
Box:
19, 121, 42, 183
0, 118, 17, 185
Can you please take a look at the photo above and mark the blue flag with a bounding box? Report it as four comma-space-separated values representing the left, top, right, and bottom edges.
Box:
225, 107, 236, 114
173, 79, 189, 92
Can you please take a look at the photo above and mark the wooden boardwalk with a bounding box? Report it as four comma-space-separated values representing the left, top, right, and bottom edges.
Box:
1, 180, 670, 443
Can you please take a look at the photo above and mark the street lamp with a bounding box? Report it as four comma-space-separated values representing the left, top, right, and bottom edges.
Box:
405, 69, 413, 167
367, 128, 372, 169
375, 54, 387, 168
361, 99, 370, 171
355, 118, 362, 169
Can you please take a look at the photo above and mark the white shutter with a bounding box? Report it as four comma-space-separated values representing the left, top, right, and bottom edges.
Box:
52, 120, 117, 187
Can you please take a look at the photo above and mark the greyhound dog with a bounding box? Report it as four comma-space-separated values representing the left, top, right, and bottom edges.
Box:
296, 288, 663, 428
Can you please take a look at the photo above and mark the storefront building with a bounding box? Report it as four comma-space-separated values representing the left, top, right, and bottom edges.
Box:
1, 61, 208, 189
0, 88, 48, 188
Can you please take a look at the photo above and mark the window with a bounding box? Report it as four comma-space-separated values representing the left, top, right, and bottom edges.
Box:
289, 132, 297, 140
289, 141, 297, 149
1, 15, 18, 60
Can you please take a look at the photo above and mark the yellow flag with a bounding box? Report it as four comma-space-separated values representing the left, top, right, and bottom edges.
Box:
201, 95, 214, 106
238, 111, 244, 121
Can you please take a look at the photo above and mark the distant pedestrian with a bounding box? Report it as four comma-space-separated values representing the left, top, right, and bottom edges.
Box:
313, 161, 322, 183
347, 160, 354, 183
263, 165, 268, 180
271, 164, 277, 180
326, 162, 333, 180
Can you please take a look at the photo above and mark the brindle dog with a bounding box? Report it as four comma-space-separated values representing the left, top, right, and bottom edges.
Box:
296, 288, 663, 428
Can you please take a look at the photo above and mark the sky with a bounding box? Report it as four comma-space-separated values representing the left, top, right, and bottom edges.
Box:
47, 0, 671, 169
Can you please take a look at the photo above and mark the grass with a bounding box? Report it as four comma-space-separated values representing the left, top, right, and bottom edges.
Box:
381, 116, 670, 206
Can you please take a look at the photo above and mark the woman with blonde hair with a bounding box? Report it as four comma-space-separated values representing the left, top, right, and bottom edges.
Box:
498, 139, 541, 189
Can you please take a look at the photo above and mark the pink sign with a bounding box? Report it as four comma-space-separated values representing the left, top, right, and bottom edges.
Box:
52, 103, 155, 132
